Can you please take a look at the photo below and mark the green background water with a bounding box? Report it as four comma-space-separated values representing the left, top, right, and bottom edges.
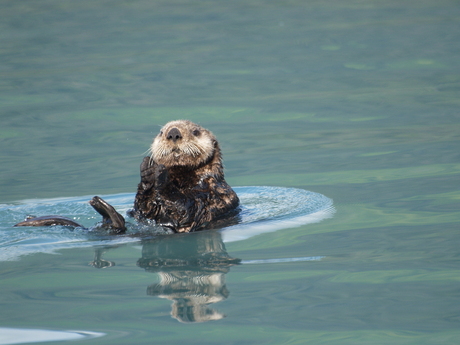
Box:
1, 0, 459, 344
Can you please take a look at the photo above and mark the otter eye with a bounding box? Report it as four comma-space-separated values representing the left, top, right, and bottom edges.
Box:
192, 129, 201, 136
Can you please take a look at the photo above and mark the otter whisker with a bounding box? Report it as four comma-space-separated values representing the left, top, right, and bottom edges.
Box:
186, 143, 203, 157
184, 143, 199, 156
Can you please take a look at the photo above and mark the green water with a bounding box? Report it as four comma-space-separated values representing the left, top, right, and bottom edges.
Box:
1, 0, 460, 344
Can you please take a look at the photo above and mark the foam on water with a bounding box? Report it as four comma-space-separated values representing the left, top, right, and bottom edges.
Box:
0, 327, 105, 345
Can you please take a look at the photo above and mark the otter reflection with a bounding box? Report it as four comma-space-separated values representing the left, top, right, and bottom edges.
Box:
137, 231, 240, 323
90, 230, 240, 323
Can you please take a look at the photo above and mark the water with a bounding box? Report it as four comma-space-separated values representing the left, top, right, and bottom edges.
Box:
1, 0, 459, 344
0, 187, 334, 261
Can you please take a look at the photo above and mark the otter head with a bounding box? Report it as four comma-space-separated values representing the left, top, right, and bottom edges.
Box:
150, 120, 218, 168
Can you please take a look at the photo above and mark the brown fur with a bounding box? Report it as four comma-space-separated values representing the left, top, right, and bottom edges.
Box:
132, 120, 239, 232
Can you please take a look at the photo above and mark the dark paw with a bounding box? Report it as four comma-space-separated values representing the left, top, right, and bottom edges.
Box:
140, 157, 156, 186
154, 164, 168, 189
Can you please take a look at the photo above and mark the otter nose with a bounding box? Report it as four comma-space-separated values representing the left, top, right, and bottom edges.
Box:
167, 127, 182, 142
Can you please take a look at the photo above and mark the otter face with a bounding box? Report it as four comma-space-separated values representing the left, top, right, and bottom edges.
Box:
150, 120, 216, 168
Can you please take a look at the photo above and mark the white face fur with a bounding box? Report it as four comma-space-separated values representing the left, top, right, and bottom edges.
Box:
150, 120, 216, 168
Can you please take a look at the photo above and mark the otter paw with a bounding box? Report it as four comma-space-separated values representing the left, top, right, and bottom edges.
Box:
154, 164, 168, 189
140, 157, 157, 186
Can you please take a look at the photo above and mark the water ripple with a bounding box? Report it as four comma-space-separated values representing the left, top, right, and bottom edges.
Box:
0, 327, 104, 345
0, 187, 334, 261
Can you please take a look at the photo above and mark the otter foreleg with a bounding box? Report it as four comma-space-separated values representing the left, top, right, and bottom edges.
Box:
138, 157, 168, 191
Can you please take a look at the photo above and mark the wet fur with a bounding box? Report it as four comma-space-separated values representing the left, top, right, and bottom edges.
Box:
132, 120, 239, 232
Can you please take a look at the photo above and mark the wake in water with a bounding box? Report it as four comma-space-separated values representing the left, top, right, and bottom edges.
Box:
0, 187, 335, 261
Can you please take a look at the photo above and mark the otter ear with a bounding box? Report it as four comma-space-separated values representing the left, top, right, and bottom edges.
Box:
212, 139, 218, 148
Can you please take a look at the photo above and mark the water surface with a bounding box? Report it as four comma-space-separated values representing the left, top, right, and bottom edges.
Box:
1, 0, 459, 344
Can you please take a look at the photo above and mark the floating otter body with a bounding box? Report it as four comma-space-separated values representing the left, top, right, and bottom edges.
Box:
132, 120, 239, 232
15, 120, 240, 234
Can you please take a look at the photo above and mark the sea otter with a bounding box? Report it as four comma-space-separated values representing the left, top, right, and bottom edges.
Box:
15, 120, 240, 234
131, 120, 240, 232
